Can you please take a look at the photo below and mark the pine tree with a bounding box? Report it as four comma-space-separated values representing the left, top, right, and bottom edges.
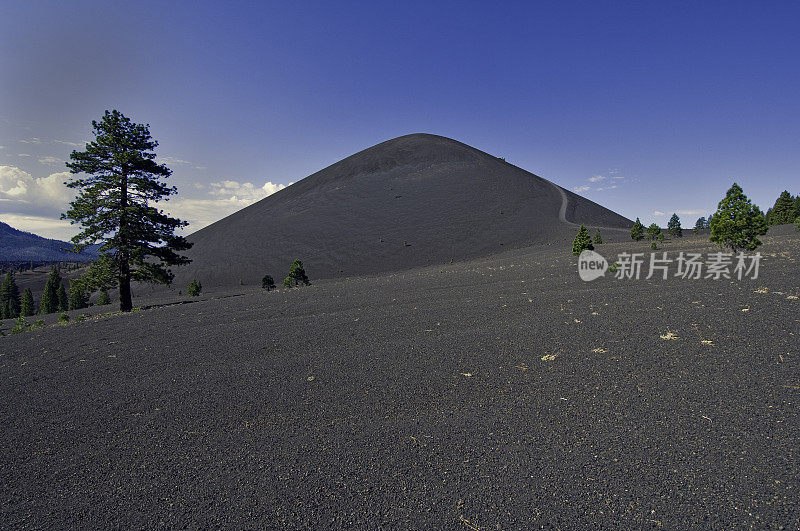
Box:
187, 279, 202, 296
283, 259, 310, 287
693, 217, 706, 234
593, 230, 603, 245
20, 288, 35, 317
630, 218, 645, 241
262, 274, 275, 291
767, 190, 797, 226
68, 282, 89, 311
710, 183, 768, 252
97, 290, 111, 305
1, 271, 21, 319
646, 223, 662, 241
57, 283, 68, 312
63, 110, 192, 312
40, 266, 62, 314
667, 213, 682, 237
571, 225, 594, 255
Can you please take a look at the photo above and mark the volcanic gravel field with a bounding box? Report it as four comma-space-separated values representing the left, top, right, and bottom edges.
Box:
1, 227, 798, 529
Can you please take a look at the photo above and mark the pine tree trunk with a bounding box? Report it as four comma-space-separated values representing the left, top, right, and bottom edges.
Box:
119, 168, 133, 312
119, 271, 132, 312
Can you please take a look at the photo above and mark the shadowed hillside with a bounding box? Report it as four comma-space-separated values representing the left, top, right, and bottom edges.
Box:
0, 221, 97, 262
177, 134, 631, 286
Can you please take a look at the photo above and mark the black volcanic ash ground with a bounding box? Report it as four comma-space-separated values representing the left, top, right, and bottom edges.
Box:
1, 228, 798, 528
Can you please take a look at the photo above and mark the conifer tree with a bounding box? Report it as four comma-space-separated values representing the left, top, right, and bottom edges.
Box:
630, 218, 645, 241
63, 110, 192, 312
283, 259, 310, 287
593, 230, 603, 245
187, 279, 202, 296
97, 290, 111, 305
68, 282, 89, 310
1, 271, 21, 319
767, 190, 797, 225
40, 266, 63, 314
693, 217, 706, 234
57, 283, 68, 312
709, 183, 768, 252
571, 225, 594, 255
20, 288, 35, 317
667, 213, 682, 237
646, 223, 662, 241
262, 274, 275, 291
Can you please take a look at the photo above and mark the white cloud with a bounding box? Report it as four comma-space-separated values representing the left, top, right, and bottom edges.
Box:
0, 166, 73, 208
653, 210, 666, 216
0, 213, 78, 241
38, 156, 64, 165
675, 209, 705, 216
17, 153, 31, 157
157, 156, 191, 165
53, 139, 82, 147
588, 175, 605, 182
0, 165, 291, 237
573, 185, 590, 193
19, 138, 42, 144
596, 185, 618, 191
163, 179, 290, 232
208, 180, 287, 202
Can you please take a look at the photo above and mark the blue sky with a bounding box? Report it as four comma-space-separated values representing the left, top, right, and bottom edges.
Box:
1, 1, 798, 240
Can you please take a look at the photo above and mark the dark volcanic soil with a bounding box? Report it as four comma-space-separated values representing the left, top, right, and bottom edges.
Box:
1, 228, 798, 528
176, 134, 632, 288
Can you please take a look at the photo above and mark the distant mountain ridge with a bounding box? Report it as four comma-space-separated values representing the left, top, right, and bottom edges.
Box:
0, 221, 98, 262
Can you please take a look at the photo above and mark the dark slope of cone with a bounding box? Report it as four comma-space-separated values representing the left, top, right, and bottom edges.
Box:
177, 134, 632, 287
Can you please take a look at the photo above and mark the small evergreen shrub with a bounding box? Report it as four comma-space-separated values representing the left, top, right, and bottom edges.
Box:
10, 317, 30, 334
283, 259, 310, 288
646, 223, 662, 241
593, 230, 603, 245
630, 218, 645, 241
58, 313, 70, 325
572, 225, 594, 255
187, 279, 202, 296
262, 275, 275, 291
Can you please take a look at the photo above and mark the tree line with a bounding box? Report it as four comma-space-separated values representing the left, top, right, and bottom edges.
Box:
0, 267, 111, 320
572, 184, 799, 255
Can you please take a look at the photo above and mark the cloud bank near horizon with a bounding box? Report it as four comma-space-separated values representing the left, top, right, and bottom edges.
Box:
0, 165, 290, 241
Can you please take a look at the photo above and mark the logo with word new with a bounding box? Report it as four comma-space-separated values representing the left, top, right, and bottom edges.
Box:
578, 250, 608, 281
578, 250, 761, 281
